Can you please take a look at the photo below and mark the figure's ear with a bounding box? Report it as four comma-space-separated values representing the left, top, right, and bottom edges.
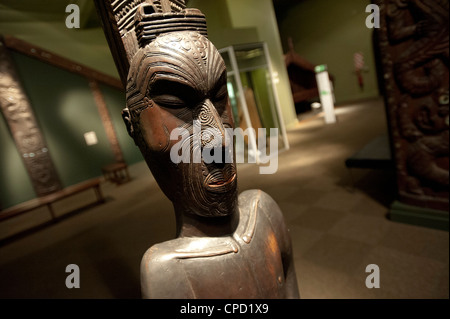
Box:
122, 108, 134, 139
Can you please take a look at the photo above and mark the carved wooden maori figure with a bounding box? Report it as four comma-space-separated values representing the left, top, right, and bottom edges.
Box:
95, 0, 299, 298
376, 0, 449, 211
0, 40, 62, 196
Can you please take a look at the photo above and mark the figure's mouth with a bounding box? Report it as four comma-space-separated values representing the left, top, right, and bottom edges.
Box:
204, 165, 237, 192
207, 173, 236, 188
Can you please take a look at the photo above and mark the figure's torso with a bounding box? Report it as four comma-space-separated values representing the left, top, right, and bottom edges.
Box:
141, 190, 294, 299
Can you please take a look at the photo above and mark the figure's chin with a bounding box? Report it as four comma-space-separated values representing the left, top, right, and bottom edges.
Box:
170, 161, 239, 217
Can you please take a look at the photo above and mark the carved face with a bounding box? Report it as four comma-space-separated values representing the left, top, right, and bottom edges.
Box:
413, 90, 449, 133
125, 31, 238, 217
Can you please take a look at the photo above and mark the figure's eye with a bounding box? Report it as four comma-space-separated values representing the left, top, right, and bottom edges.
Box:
211, 72, 229, 106
213, 84, 228, 102
152, 94, 186, 108
149, 78, 198, 109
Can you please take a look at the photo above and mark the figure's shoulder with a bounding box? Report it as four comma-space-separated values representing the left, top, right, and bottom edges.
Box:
140, 241, 188, 298
141, 241, 175, 269
239, 189, 273, 201
140, 241, 177, 286
236, 189, 288, 243
239, 189, 280, 205
238, 189, 284, 221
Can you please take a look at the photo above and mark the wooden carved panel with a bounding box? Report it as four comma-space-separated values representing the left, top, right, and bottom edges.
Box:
375, 0, 449, 211
0, 40, 63, 196
89, 80, 125, 163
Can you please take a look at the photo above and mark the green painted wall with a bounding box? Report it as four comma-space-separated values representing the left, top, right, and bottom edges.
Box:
277, 0, 379, 104
188, 0, 259, 50
0, 52, 142, 208
0, 21, 119, 80
11, 52, 114, 187
99, 84, 144, 165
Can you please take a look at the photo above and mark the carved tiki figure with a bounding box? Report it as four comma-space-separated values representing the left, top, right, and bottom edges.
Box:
114, 2, 300, 298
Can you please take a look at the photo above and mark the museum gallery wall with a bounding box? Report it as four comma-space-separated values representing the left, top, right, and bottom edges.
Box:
0, 38, 142, 209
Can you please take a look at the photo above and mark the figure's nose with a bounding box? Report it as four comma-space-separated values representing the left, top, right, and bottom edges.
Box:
198, 99, 227, 148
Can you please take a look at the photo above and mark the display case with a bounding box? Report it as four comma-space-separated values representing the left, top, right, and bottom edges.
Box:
219, 43, 289, 165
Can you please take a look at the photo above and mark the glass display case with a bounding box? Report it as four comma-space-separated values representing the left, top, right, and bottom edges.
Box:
219, 43, 289, 166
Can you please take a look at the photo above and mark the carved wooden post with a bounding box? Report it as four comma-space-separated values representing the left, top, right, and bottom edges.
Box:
375, 0, 449, 229
0, 39, 63, 197
94, 0, 300, 299
89, 80, 125, 163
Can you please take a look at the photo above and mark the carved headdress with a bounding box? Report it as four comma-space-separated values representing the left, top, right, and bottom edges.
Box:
95, 0, 209, 85
134, 3, 208, 49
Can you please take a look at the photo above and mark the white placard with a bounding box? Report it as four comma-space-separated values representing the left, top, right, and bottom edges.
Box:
84, 131, 98, 146
315, 65, 337, 124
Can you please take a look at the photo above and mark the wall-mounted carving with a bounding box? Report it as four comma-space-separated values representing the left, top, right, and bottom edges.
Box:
375, 0, 449, 211
89, 80, 125, 163
0, 40, 62, 196
3, 36, 127, 180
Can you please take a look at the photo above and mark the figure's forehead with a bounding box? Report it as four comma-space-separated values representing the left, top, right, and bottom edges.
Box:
144, 31, 226, 91
148, 32, 218, 66
152, 31, 208, 50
